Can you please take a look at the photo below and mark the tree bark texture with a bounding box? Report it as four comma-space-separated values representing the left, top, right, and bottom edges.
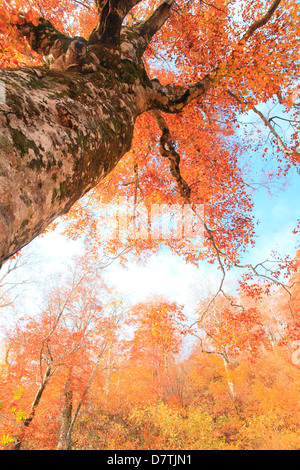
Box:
58, 376, 73, 450
0, 0, 216, 266
0, 65, 138, 265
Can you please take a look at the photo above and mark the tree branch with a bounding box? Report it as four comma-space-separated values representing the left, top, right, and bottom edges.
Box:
16, 17, 72, 59
227, 89, 300, 158
119, 0, 175, 62
94, 0, 107, 12
147, 75, 212, 113
150, 109, 191, 199
239, 0, 281, 44
74, 0, 95, 11
90, 0, 144, 47
137, 0, 174, 52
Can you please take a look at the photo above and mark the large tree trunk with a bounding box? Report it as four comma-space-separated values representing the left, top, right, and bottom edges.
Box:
0, 65, 138, 265
0, 1, 213, 266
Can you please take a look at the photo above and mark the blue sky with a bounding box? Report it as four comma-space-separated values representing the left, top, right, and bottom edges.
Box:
237, 100, 300, 264
248, 174, 299, 262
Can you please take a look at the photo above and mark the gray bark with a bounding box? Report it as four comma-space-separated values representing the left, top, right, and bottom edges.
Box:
0, 0, 281, 266
0, 65, 138, 265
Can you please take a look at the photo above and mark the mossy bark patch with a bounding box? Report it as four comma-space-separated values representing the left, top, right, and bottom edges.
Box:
0, 60, 140, 265
10, 129, 41, 158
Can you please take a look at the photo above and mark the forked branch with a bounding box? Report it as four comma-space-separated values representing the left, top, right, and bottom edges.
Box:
90, 0, 144, 46
136, 0, 174, 54
147, 0, 282, 113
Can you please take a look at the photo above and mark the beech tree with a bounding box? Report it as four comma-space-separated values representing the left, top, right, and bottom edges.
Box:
1, 0, 299, 269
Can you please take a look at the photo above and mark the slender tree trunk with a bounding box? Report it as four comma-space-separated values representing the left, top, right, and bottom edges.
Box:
13, 364, 51, 450
221, 353, 236, 399
58, 373, 73, 450
104, 342, 112, 396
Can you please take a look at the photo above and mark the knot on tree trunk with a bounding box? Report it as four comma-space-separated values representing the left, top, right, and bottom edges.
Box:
51, 38, 93, 73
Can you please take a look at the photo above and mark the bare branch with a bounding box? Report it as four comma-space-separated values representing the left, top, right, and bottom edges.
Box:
227, 89, 300, 158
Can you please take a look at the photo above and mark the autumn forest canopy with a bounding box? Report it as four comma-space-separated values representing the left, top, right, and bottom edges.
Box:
0, 0, 300, 451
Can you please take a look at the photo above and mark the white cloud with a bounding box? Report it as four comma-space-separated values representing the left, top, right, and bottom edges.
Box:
32, 230, 83, 275
104, 251, 221, 306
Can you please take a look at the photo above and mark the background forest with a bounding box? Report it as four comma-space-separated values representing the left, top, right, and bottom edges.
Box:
0, 248, 300, 450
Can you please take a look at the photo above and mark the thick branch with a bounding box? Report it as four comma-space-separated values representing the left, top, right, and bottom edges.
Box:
119, 0, 174, 62
91, 0, 144, 47
137, 0, 174, 52
151, 109, 191, 199
147, 75, 212, 113
16, 17, 72, 59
